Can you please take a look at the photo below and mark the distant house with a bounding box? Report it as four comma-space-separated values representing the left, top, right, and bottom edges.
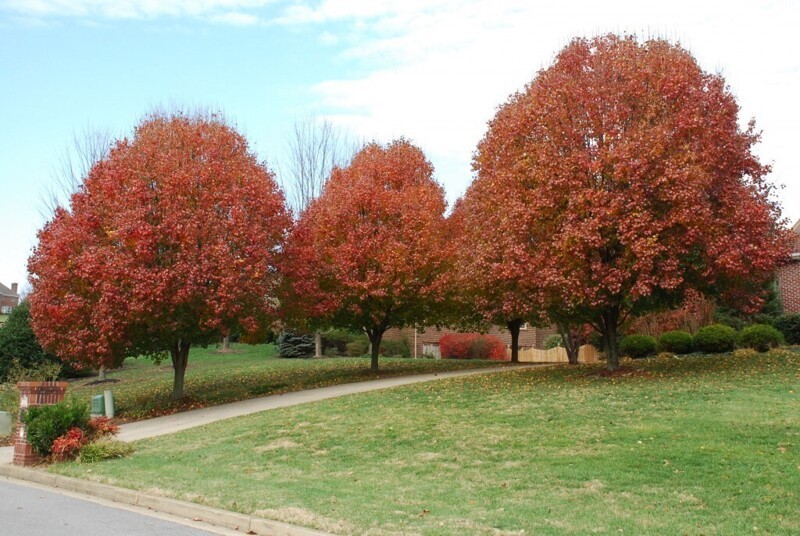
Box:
385, 324, 558, 358
777, 220, 800, 314
0, 282, 19, 315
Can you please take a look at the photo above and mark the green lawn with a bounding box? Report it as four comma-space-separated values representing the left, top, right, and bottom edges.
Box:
63, 344, 508, 420
51, 349, 800, 535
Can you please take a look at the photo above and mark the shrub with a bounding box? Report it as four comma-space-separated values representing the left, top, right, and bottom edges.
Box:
0, 301, 62, 382
543, 334, 563, 349
380, 339, 410, 358
714, 310, 744, 331
77, 439, 134, 463
277, 330, 314, 358
322, 329, 364, 354
658, 330, 693, 354
737, 324, 784, 352
346, 339, 369, 357
23, 398, 90, 457
619, 335, 657, 359
693, 324, 737, 353
439, 334, 507, 360
774, 313, 800, 345
51, 427, 87, 462
4, 358, 62, 383
87, 416, 119, 439
323, 346, 340, 357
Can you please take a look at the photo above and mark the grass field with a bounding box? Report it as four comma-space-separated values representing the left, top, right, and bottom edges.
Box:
50, 349, 800, 535
60, 344, 507, 420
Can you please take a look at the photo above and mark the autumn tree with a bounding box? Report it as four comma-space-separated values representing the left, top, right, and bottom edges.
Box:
28, 112, 291, 400
283, 139, 450, 371
449, 193, 545, 363
474, 35, 789, 370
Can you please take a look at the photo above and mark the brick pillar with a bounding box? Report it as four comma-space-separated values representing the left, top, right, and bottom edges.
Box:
13, 381, 68, 466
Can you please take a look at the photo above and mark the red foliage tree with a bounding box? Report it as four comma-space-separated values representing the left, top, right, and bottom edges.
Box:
283, 139, 451, 371
473, 35, 789, 370
28, 113, 291, 400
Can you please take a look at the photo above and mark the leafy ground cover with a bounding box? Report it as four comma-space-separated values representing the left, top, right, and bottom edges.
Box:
51, 349, 800, 535
64, 344, 508, 420
51, 350, 800, 535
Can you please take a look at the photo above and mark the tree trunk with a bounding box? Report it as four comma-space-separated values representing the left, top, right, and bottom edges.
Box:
557, 324, 580, 365
367, 329, 385, 372
315, 331, 322, 358
170, 340, 191, 401
98, 366, 106, 381
222, 336, 231, 351
507, 318, 522, 363
601, 307, 621, 371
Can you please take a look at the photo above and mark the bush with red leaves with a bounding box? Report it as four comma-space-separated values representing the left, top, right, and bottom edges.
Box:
51, 427, 88, 462
87, 417, 119, 439
439, 333, 507, 360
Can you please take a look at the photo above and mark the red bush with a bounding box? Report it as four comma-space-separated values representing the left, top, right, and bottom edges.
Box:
87, 417, 119, 438
439, 333, 507, 360
51, 427, 88, 462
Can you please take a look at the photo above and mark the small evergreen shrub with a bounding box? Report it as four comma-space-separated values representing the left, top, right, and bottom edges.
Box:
714, 311, 744, 331
78, 439, 134, 463
543, 334, 563, 349
693, 324, 737, 353
277, 330, 314, 358
322, 329, 364, 354
619, 335, 657, 359
23, 398, 90, 457
737, 324, 784, 352
658, 330, 693, 354
380, 339, 410, 358
346, 339, 369, 357
773, 313, 800, 345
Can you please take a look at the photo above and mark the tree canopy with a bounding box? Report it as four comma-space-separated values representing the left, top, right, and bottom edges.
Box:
472, 35, 789, 369
28, 112, 291, 399
283, 139, 451, 370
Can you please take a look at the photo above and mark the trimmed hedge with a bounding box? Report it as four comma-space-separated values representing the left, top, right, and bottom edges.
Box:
619, 335, 657, 359
737, 324, 784, 352
658, 330, 693, 354
693, 324, 736, 353
543, 334, 563, 349
380, 339, 410, 358
774, 313, 800, 345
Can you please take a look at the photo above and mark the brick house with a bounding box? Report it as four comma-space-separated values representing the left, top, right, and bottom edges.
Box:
0, 282, 19, 314
777, 220, 800, 314
385, 324, 558, 358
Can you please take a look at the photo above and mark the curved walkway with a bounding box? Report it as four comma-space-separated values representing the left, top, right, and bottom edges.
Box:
1, 364, 538, 463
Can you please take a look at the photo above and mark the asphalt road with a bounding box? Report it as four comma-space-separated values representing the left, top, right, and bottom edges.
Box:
0, 479, 237, 536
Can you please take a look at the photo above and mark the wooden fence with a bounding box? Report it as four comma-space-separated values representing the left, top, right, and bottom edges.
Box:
509, 344, 599, 364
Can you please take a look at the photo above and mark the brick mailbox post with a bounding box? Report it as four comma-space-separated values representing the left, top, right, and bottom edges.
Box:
13, 381, 69, 466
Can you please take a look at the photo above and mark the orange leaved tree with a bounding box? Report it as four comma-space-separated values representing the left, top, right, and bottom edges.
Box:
473, 35, 789, 370
28, 112, 291, 400
283, 139, 451, 371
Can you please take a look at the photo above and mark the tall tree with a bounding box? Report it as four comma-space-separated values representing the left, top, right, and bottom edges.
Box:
280, 116, 361, 356
474, 35, 789, 370
28, 112, 291, 399
449, 193, 545, 363
41, 125, 115, 218
283, 139, 450, 371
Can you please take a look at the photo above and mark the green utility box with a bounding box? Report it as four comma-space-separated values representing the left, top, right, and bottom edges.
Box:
90, 395, 105, 417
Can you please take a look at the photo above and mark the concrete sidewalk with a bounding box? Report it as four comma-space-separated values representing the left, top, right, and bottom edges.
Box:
1, 364, 535, 463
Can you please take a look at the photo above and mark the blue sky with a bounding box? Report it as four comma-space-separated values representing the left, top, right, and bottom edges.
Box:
2, 1, 799, 292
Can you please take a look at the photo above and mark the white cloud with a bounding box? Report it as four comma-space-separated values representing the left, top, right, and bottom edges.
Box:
210, 11, 262, 25
1, 0, 274, 20
280, 0, 800, 221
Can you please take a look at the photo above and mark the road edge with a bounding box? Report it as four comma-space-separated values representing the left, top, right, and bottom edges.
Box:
0, 464, 331, 536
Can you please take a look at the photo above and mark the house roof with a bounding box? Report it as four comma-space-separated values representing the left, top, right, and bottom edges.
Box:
0, 283, 18, 298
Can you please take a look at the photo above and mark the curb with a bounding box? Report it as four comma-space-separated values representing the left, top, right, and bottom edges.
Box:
0, 464, 331, 536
